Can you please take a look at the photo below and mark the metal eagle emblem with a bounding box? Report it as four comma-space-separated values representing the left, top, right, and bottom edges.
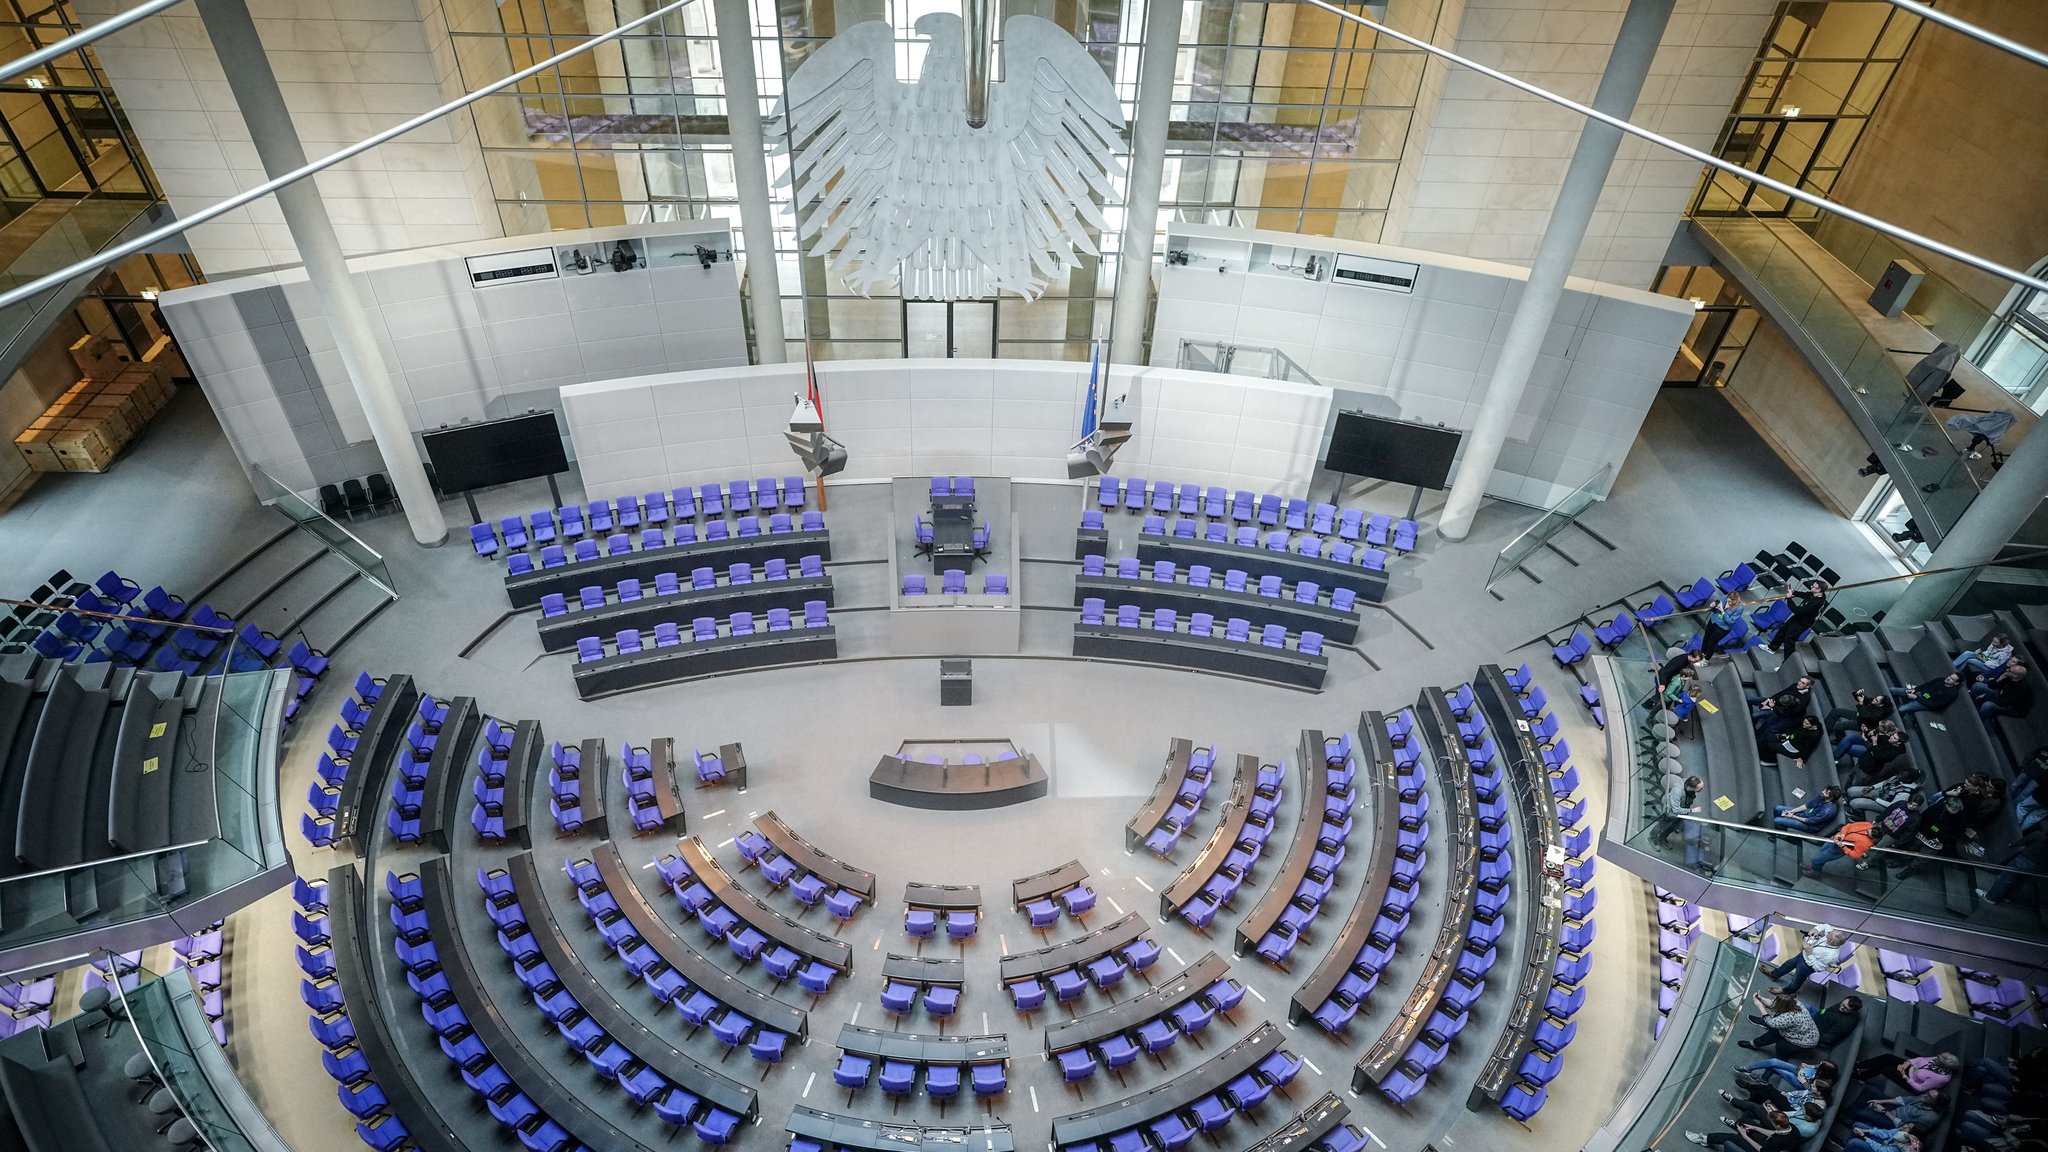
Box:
773, 13, 1125, 302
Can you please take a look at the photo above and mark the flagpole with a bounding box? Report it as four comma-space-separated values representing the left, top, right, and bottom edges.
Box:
806, 339, 828, 512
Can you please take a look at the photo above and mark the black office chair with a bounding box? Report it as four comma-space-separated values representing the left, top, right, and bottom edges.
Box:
342, 478, 371, 519
366, 473, 395, 506
320, 484, 347, 518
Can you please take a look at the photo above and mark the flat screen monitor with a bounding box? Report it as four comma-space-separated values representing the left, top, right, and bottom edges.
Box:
1323, 412, 1461, 490
420, 412, 569, 494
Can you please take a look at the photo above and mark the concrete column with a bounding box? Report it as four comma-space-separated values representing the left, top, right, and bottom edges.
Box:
1436, 0, 1675, 542
195, 0, 448, 547
1887, 429, 2048, 622
714, 0, 788, 363
1108, 0, 1181, 365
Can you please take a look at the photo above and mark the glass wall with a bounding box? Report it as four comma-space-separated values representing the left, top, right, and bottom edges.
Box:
445, 0, 1437, 363
1972, 260, 2048, 412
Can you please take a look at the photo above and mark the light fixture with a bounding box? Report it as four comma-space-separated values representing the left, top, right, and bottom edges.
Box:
1687, 296, 1705, 310
140, 287, 160, 300
784, 394, 848, 477
1780, 105, 1801, 118
24, 77, 43, 89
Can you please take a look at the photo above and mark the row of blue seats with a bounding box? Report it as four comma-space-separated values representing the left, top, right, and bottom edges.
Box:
574, 602, 832, 662
292, 882, 414, 1152
1054, 1047, 1303, 1152
1085, 554, 1361, 613
1050, 974, 1251, 1089
1080, 599, 1327, 657
1251, 737, 1362, 966
654, 854, 841, 994
1117, 513, 1393, 571
565, 854, 799, 1076
1171, 761, 1286, 928
902, 571, 1006, 595
0, 973, 55, 1038
910, 517, 991, 552
876, 971, 962, 1022
925, 475, 978, 499
1305, 713, 1431, 1034
1093, 478, 1420, 551
471, 478, 811, 556
300, 673, 402, 848
506, 512, 826, 575
1004, 934, 1159, 1015
1141, 744, 1219, 857
1022, 879, 1098, 932
1652, 890, 1703, 1036
734, 830, 866, 920
831, 1049, 1004, 1102
541, 556, 827, 617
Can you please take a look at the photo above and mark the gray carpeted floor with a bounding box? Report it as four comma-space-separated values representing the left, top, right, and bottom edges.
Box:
0, 382, 1901, 1152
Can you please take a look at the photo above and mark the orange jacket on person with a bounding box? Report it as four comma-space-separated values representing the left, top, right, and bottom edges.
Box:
1832, 821, 1877, 860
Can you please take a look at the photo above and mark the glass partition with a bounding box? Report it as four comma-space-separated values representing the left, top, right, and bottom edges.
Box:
1174, 338, 1320, 385
117, 968, 289, 1152
1690, 192, 1985, 535
249, 466, 397, 598
1485, 463, 1611, 590
1591, 937, 1758, 1152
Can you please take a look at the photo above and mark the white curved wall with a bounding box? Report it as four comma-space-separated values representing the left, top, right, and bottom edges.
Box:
559, 360, 1334, 501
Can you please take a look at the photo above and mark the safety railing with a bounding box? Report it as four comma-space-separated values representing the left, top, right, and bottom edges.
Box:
0, 192, 156, 378
1176, 339, 1322, 385
250, 466, 397, 599
116, 966, 291, 1152
1485, 463, 1611, 590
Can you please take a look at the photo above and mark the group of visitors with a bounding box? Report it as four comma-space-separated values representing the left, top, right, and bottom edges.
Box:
1952, 1049, 2045, 1152
1681, 991, 1870, 1149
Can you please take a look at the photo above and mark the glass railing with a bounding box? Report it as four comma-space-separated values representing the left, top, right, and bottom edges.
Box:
1690, 181, 1985, 535
250, 466, 397, 598
1586, 936, 1757, 1152
1604, 647, 2046, 967
0, 667, 288, 964
0, 192, 156, 373
116, 967, 290, 1152
1485, 463, 1611, 590
1176, 339, 1322, 385
1802, 213, 1995, 352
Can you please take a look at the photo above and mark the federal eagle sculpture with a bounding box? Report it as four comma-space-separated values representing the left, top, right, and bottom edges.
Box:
772, 13, 1125, 302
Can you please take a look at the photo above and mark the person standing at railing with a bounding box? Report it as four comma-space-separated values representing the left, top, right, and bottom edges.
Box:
1655, 775, 1708, 871
1700, 594, 1742, 658
1769, 580, 1830, 655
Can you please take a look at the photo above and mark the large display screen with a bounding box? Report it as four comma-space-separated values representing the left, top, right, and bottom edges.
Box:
1323, 412, 1462, 490
420, 412, 569, 494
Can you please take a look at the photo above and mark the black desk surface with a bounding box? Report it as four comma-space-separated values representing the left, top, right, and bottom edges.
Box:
536, 577, 834, 653
647, 738, 685, 826
1159, 755, 1255, 916
333, 674, 417, 847
758, 811, 875, 901
578, 737, 613, 840
1041, 952, 1228, 1055
869, 755, 1047, 810
904, 882, 981, 910
1049, 1023, 1282, 1146
501, 718, 540, 840
835, 1024, 1008, 1064
1133, 538, 1387, 603
323, 864, 465, 1152
1125, 737, 1195, 853
420, 698, 479, 854
417, 856, 662, 1152
998, 912, 1147, 983
571, 627, 839, 700
1011, 859, 1087, 906
1073, 625, 1329, 690
1291, 712, 1398, 1024
504, 529, 832, 608
882, 953, 964, 986
1355, 689, 1477, 1087
590, 841, 807, 1038
1073, 576, 1361, 645
1235, 734, 1333, 957
677, 836, 853, 971
1470, 666, 1565, 1106
506, 850, 758, 1117
1243, 1093, 1351, 1152
788, 1107, 1016, 1152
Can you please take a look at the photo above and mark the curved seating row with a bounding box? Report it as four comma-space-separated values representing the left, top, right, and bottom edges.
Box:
570, 603, 836, 698
1139, 518, 1389, 571
1470, 663, 1595, 1120
1237, 736, 1351, 966
730, 827, 866, 920
1127, 738, 1214, 856
1652, 890, 1702, 1035
1133, 536, 1388, 605
1050, 1022, 1301, 1152
672, 836, 853, 975
901, 571, 1006, 596
1011, 859, 1096, 927
1075, 557, 1361, 645
1354, 687, 1483, 1104
1241, 1094, 1366, 1152
1291, 710, 1415, 1032
1074, 604, 1329, 689
503, 518, 830, 609
303, 674, 416, 852
1091, 478, 1418, 552
999, 913, 1157, 1011
788, 1106, 1014, 1152
470, 478, 811, 557
830, 1023, 1007, 1102
1160, 755, 1273, 928
903, 882, 981, 940
747, 810, 876, 903
1040, 952, 1241, 1061
546, 737, 605, 837
172, 921, 227, 1046
384, 695, 481, 850
465, 716, 538, 845
300, 864, 460, 1152
876, 954, 964, 1025
535, 556, 831, 653
869, 753, 1049, 810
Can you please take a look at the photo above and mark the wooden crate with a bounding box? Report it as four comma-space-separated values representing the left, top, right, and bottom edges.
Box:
68, 332, 127, 378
